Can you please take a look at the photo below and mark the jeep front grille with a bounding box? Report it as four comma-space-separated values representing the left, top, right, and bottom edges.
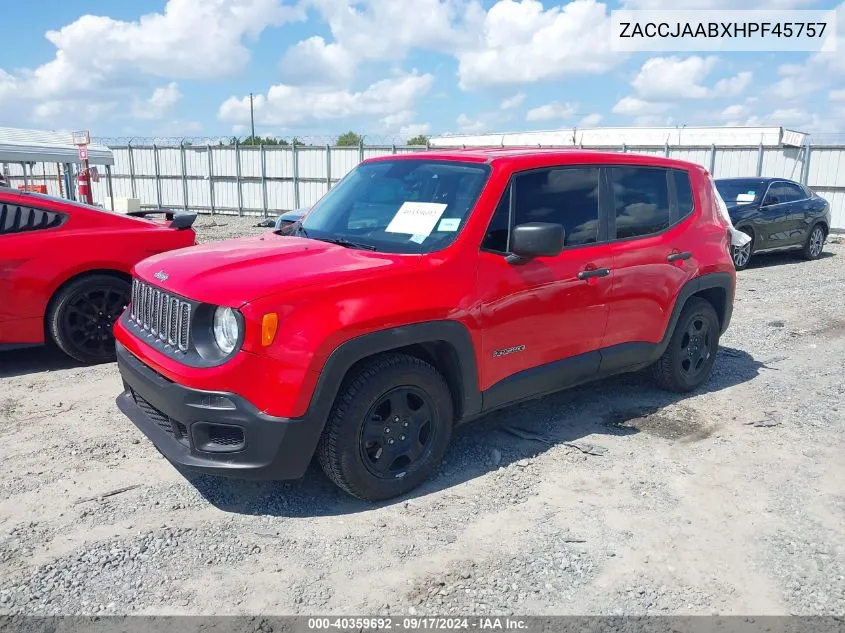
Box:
130, 279, 192, 352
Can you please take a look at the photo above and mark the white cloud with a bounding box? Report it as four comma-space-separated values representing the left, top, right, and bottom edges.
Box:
218, 71, 434, 127
612, 96, 672, 116
0, 69, 18, 103
831, 89, 845, 101
399, 123, 432, 140
500, 92, 526, 110
29, 0, 303, 100
457, 0, 624, 90
720, 103, 751, 120
278, 36, 357, 86
456, 113, 487, 133
525, 101, 577, 122
631, 56, 751, 101
622, 0, 815, 6
279, 0, 476, 86
131, 82, 182, 120
579, 113, 603, 127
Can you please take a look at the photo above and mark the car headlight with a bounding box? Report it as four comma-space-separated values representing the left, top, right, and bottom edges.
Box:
212, 306, 240, 354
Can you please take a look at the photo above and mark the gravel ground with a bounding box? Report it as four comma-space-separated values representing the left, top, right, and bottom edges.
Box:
1, 217, 844, 616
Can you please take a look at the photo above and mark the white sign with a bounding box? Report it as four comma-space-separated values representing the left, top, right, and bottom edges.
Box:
78, 146, 88, 161
736, 193, 755, 203
72, 130, 91, 146
385, 202, 448, 237
437, 218, 461, 232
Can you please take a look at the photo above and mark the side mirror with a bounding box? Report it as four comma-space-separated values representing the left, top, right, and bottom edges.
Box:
506, 222, 564, 264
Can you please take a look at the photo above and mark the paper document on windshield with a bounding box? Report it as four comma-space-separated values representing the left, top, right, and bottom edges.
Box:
736, 193, 755, 203
385, 202, 448, 237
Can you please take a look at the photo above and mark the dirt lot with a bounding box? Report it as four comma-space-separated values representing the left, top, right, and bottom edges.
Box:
1, 217, 844, 616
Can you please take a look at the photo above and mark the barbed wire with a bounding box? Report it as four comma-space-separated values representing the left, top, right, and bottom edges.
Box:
92, 131, 845, 148
91, 134, 427, 147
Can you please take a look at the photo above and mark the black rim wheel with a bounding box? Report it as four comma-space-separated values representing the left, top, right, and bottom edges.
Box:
61, 285, 129, 357
359, 386, 438, 479
679, 315, 712, 379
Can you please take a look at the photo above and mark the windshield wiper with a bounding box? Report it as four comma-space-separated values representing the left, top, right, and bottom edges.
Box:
314, 237, 377, 251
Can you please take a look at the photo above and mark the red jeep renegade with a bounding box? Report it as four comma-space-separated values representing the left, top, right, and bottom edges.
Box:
114, 149, 736, 501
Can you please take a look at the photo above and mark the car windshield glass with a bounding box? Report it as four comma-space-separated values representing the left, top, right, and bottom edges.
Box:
298, 159, 491, 254
715, 179, 766, 205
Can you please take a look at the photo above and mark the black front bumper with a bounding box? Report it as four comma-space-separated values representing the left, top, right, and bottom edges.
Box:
115, 341, 321, 480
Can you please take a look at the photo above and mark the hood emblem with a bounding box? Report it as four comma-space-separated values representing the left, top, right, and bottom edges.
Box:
154, 270, 169, 282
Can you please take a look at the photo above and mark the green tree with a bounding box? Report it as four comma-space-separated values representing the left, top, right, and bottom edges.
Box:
336, 131, 364, 147
406, 134, 429, 146
239, 135, 289, 146
291, 136, 305, 146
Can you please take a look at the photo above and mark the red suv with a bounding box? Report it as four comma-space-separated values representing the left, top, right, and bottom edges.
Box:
114, 149, 736, 501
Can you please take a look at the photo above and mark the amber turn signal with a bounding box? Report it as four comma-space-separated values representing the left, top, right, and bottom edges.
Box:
261, 313, 279, 346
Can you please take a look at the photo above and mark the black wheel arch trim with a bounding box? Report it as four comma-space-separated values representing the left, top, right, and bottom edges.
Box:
305, 320, 482, 430
659, 272, 734, 350
305, 273, 732, 441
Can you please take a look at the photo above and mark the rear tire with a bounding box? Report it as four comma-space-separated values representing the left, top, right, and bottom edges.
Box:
802, 224, 826, 261
47, 274, 130, 364
652, 298, 720, 393
731, 229, 754, 271
317, 353, 454, 501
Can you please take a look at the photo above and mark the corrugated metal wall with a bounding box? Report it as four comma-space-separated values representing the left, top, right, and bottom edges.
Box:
4, 142, 845, 230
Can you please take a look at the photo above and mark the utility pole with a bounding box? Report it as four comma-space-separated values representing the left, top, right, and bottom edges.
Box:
249, 93, 256, 142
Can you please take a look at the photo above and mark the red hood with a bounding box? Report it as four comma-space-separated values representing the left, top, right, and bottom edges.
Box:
133, 234, 419, 306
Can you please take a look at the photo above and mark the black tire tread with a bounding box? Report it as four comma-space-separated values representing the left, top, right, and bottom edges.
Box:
47, 273, 129, 364
316, 352, 452, 501
652, 297, 719, 393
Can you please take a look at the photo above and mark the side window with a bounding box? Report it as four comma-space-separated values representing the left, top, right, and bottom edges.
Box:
610, 167, 671, 239
772, 182, 805, 203
512, 167, 600, 247
0, 202, 66, 235
673, 170, 694, 219
481, 183, 511, 253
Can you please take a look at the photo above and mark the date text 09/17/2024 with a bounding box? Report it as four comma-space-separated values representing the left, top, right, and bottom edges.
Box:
306, 617, 528, 631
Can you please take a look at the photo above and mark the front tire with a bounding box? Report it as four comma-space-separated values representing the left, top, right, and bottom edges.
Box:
802, 224, 826, 261
47, 274, 130, 364
652, 298, 720, 393
317, 353, 454, 501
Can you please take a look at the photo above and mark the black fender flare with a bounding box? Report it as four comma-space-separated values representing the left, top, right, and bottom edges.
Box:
304, 320, 482, 431
657, 272, 735, 358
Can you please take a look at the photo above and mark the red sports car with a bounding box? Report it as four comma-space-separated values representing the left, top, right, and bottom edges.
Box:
0, 187, 197, 363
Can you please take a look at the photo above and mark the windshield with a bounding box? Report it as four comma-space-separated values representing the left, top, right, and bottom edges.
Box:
298, 159, 491, 254
715, 179, 766, 206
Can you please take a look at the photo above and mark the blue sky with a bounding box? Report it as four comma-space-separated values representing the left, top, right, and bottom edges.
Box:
1, 0, 843, 143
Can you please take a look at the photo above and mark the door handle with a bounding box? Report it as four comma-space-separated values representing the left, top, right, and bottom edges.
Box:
578, 267, 611, 280
667, 251, 692, 262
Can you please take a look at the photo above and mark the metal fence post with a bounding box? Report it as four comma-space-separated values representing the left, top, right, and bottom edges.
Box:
153, 144, 162, 208
756, 142, 764, 177
106, 164, 114, 210
127, 141, 137, 198
260, 144, 268, 218
358, 139, 364, 164
709, 144, 717, 175
664, 142, 670, 158
207, 144, 215, 215
392, 144, 397, 155
801, 138, 813, 185
180, 141, 189, 211
292, 142, 300, 209
621, 143, 627, 153
235, 139, 243, 215
326, 144, 332, 192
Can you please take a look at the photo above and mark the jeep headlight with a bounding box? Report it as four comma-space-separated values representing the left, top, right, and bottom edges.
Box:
212, 306, 240, 354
